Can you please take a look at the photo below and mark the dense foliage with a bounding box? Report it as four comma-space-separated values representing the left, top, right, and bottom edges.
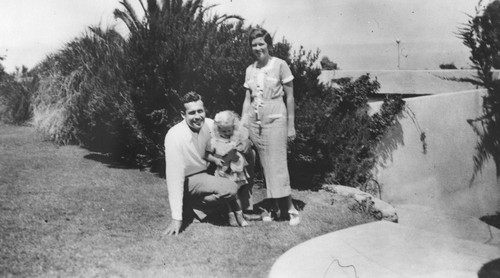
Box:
112, 0, 253, 165
288, 66, 405, 188
31, 0, 252, 164
31, 27, 143, 161
26, 0, 404, 188
0, 62, 35, 124
459, 0, 500, 183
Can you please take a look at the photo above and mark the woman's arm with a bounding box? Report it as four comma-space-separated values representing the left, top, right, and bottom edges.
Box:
241, 89, 252, 125
283, 81, 296, 141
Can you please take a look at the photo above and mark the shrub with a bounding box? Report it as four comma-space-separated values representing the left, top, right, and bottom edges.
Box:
30, 0, 254, 166
110, 0, 256, 166
32, 27, 146, 163
0, 65, 35, 124
31, 0, 404, 189
287, 49, 405, 189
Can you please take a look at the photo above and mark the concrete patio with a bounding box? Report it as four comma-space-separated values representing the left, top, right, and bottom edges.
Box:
269, 72, 500, 278
269, 205, 500, 278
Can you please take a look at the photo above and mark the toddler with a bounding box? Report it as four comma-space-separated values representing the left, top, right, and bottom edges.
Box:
205, 110, 251, 227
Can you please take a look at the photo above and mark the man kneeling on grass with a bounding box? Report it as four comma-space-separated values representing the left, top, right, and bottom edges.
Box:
163, 92, 248, 236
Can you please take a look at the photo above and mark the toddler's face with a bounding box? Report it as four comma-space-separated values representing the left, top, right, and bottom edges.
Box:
217, 125, 234, 139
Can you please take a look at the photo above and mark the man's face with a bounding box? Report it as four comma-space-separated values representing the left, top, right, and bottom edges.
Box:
182, 100, 206, 132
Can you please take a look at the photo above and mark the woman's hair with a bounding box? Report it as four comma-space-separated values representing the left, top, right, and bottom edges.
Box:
248, 28, 273, 47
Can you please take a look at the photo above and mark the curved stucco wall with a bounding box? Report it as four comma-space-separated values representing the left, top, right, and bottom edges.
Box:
371, 89, 500, 217
319, 70, 500, 95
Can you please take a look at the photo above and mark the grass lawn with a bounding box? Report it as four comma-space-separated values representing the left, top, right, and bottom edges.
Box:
0, 123, 376, 278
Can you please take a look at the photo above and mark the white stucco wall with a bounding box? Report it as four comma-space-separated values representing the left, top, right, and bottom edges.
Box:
371, 89, 500, 217
319, 70, 500, 95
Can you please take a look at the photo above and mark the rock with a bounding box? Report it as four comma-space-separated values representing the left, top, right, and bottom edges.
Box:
322, 183, 398, 223
322, 184, 366, 196
370, 198, 398, 223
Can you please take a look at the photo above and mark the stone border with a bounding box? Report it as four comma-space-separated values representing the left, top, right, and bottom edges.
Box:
322, 184, 398, 223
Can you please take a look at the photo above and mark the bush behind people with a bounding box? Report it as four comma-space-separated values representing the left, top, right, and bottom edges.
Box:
27, 0, 404, 188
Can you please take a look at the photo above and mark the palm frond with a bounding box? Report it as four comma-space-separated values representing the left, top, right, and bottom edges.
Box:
114, 0, 144, 33
460, 0, 500, 183
114, 8, 138, 33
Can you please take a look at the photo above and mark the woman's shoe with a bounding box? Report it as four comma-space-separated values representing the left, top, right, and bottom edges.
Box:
235, 211, 249, 227
228, 212, 240, 227
289, 210, 300, 226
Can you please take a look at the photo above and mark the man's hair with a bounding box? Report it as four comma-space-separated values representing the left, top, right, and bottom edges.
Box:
248, 28, 273, 47
180, 91, 202, 105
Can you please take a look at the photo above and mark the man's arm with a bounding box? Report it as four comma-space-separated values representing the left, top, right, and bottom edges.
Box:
163, 131, 186, 235
163, 219, 182, 236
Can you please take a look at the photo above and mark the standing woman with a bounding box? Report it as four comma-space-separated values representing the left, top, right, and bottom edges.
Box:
241, 28, 300, 225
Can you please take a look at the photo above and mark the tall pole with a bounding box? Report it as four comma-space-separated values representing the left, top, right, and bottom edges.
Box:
396, 39, 401, 70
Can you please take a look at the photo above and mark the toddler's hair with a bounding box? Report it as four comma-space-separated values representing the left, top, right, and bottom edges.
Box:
214, 110, 240, 127
213, 110, 247, 140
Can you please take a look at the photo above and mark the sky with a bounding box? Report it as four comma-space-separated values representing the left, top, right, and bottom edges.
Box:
0, 0, 484, 72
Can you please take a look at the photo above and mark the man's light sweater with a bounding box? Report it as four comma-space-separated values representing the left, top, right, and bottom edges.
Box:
164, 119, 214, 221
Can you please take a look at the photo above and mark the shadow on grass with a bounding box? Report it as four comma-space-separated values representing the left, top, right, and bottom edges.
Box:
253, 197, 306, 221
179, 205, 232, 232
179, 191, 309, 231
84, 153, 141, 169
83, 153, 167, 178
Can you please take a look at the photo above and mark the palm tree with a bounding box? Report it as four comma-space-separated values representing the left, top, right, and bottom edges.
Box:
112, 0, 247, 166
113, 0, 206, 37
459, 0, 500, 186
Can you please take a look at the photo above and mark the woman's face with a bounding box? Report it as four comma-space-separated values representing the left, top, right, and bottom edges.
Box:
251, 37, 270, 61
